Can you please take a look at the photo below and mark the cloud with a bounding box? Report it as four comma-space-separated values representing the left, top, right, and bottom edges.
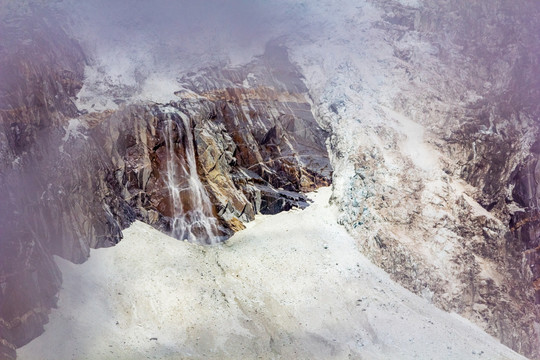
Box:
51, 0, 309, 105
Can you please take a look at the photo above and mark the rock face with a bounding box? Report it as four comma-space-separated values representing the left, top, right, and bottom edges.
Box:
178, 43, 331, 222
2, 0, 539, 359
391, 2, 540, 356
0, 11, 330, 360
0, 10, 87, 359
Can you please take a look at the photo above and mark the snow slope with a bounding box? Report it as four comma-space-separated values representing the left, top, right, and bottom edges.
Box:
18, 188, 525, 360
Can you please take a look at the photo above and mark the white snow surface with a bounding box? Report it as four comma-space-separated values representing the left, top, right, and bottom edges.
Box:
18, 188, 525, 360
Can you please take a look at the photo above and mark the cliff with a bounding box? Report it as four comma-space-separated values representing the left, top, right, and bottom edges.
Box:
0, 11, 330, 360
2, 0, 540, 359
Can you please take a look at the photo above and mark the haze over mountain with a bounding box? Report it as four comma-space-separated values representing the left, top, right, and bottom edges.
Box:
1, 0, 540, 359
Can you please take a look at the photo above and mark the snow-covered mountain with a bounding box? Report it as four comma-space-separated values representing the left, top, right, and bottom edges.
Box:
287, 0, 540, 356
1, 0, 539, 359
18, 189, 528, 360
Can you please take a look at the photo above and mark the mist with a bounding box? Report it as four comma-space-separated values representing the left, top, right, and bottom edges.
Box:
50, 0, 313, 108
5, 0, 540, 358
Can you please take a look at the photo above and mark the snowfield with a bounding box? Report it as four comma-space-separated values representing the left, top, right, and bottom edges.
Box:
18, 188, 526, 360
